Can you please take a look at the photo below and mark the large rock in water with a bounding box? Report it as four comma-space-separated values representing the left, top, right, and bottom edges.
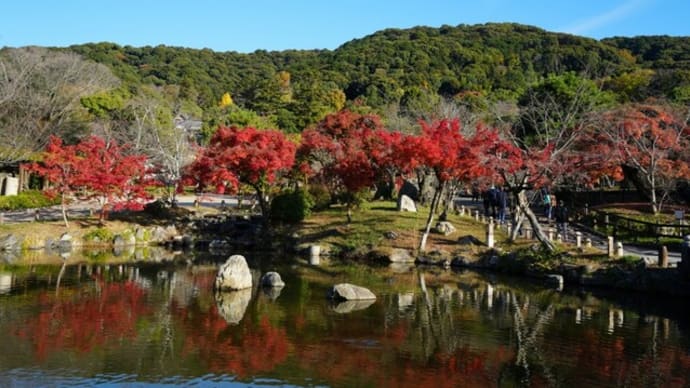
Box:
327, 283, 376, 301
215, 255, 253, 291
260, 271, 285, 287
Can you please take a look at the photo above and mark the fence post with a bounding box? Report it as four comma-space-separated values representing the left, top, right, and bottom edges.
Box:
486, 221, 495, 249
658, 246, 668, 268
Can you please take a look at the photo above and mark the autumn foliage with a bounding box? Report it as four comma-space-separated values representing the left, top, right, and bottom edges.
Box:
186, 126, 296, 218
25, 135, 151, 224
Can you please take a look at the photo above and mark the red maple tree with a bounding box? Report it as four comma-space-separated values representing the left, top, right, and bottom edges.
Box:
186, 126, 296, 220
25, 135, 151, 224
593, 103, 690, 214
298, 110, 386, 221
24, 136, 82, 227
403, 119, 486, 251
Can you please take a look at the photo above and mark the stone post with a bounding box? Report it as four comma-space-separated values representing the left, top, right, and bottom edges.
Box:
460, 205, 465, 216
584, 203, 589, 216
616, 241, 624, 258
658, 245, 668, 268
524, 226, 533, 240
309, 245, 321, 265
486, 221, 495, 248
585, 238, 592, 248
474, 210, 480, 221
575, 231, 582, 248
507, 223, 512, 237
547, 228, 554, 241
607, 236, 615, 257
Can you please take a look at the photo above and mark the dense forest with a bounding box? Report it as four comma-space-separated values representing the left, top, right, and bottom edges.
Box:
61, 23, 690, 133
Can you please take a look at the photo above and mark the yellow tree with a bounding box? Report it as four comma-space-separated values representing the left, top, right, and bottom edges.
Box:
219, 92, 234, 107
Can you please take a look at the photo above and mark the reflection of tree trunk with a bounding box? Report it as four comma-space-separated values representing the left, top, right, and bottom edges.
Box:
512, 293, 556, 387
55, 261, 67, 296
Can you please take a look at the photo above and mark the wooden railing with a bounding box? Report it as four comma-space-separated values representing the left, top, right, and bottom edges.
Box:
581, 210, 690, 243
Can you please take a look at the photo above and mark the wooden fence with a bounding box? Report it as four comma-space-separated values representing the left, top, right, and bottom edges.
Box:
583, 210, 690, 243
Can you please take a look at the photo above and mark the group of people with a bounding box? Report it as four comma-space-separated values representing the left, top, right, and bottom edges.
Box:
471, 185, 569, 239
481, 186, 508, 224
541, 188, 569, 239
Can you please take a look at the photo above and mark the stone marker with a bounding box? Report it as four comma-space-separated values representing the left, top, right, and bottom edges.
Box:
608, 236, 615, 257
616, 241, 624, 258
576, 232, 582, 248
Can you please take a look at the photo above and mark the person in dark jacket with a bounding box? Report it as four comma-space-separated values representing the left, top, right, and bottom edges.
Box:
554, 200, 569, 239
497, 187, 508, 224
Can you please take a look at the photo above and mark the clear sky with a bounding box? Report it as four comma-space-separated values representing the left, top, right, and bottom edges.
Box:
2, 0, 688, 53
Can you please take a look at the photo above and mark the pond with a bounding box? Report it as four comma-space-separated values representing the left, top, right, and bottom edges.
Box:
0, 251, 689, 387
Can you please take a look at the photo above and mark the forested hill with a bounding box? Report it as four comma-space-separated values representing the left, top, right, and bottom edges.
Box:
63, 22, 690, 133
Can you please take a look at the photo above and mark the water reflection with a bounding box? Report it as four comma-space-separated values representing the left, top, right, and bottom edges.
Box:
330, 299, 376, 314
0, 257, 688, 387
215, 288, 252, 324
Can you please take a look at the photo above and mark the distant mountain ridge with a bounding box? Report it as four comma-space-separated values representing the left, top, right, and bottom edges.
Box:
59, 22, 690, 129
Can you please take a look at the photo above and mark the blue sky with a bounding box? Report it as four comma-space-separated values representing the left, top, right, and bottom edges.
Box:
2, 0, 688, 52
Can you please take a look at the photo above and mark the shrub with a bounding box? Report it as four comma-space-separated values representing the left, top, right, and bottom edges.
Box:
307, 184, 332, 211
0, 190, 59, 211
271, 189, 314, 223
83, 228, 114, 244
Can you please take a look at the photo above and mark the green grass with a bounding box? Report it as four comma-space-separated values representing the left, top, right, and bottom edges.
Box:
296, 199, 495, 256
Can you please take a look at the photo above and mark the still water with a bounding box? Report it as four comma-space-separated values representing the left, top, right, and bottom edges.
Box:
0, 251, 688, 387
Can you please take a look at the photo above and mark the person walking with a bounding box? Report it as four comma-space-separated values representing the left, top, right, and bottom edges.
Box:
497, 187, 508, 224
542, 189, 552, 222
554, 200, 569, 240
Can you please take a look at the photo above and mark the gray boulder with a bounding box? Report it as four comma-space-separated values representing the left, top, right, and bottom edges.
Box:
215, 255, 253, 291
397, 194, 417, 212
260, 271, 285, 287
388, 248, 414, 263
435, 221, 456, 235
327, 283, 376, 301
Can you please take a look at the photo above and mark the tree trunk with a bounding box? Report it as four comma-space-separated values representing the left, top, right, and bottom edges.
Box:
252, 185, 270, 224
515, 189, 555, 251
419, 182, 444, 252
60, 193, 69, 228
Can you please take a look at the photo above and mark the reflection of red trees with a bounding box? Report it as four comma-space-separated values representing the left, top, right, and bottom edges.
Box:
549, 326, 690, 387
180, 309, 290, 379
292, 318, 514, 388
14, 280, 150, 361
